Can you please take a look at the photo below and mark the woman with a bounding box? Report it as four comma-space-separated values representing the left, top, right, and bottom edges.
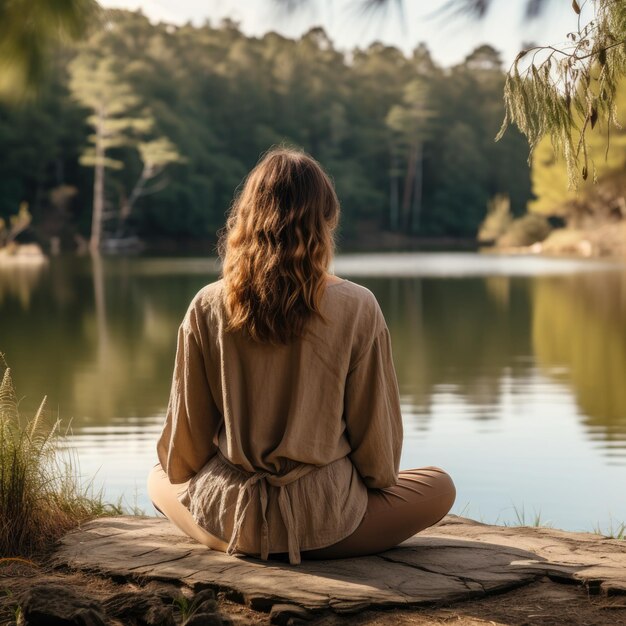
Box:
148, 147, 455, 565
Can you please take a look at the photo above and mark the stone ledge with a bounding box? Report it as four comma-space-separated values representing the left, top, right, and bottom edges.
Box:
52, 515, 626, 620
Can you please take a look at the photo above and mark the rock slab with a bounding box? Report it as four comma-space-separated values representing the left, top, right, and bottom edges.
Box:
20, 584, 108, 626
53, 515, 626, 618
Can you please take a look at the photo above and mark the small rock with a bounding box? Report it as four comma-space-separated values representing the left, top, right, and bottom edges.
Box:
183, 613, 223, 626
190, 589, 217, 614
19, 583, 108, 626
269, 604, 314, 625
143, 581, 190, 603
102, 591, 175, 626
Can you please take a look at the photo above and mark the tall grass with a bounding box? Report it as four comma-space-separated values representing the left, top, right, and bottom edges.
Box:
0, 359, 121, 557
593, 518, 626, 540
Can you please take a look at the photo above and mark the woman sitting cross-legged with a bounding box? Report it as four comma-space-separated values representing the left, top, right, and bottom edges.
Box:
147, 147, 456, 564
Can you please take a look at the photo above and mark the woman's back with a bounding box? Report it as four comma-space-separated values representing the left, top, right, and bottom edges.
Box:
169, 277, 401, 471
156, 276, 403, 563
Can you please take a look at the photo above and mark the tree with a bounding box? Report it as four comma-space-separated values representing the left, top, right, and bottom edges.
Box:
69, 53, 147, 251
117, 137, 184, 236
279, 1, 626, 187
68, 48, 182, 250
346, 42, 416, 233
430, 121, 489, 236
0, 11, 535, 246
386, 78, 436, 233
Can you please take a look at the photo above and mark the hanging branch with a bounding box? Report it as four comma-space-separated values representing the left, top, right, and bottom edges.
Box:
496, 0, 626, 188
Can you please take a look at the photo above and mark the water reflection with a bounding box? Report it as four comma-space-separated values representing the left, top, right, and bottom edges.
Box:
372, 276, 534, 424
0, 262, 47, 309
0, 255, 624, 525
533, 272, 626, 460
0, 257, 211, 422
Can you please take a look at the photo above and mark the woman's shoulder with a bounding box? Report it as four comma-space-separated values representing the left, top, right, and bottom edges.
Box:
182, 279, 226, 323
194, 278, 225, 302
327, 278, 379, 307
325, 279, 386, 333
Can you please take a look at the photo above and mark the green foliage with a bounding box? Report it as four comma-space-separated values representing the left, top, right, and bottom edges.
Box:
529, 73, 626, 222
496, 213, 551, 248
0, 11, 533, 245
498, 0, 626, 187
172, 596, 193, 623
430, 121, 489, 237
0, 0, 100, 100
0, 356, 121, 558
385, 78, 437, 233
172, 593, 217, 623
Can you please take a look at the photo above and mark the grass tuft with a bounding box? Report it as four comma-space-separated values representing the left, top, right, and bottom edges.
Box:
593, 517, 626, 540
0, 356, 121, 558
508, 504, 552, 529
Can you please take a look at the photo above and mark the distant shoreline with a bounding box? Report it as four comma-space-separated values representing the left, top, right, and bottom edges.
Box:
488, 224, 626, 260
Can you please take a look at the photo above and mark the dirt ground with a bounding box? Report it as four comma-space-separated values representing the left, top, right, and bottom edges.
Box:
2, 560, 625, 626
321, 577, 626, 626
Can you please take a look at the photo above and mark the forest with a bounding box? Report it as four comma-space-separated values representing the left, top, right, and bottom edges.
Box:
0, 9, 535, 251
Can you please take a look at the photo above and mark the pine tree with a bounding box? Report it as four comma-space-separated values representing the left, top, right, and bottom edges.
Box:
67, 52, 184, 251
69, 53, 148, 251
385, 79, 436, 233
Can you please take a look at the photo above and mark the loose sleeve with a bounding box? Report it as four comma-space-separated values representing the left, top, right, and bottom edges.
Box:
344, 326, 404, 489
156, 305, 222, 483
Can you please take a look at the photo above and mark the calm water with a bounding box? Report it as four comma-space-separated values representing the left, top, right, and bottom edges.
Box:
1, 253, 625, 532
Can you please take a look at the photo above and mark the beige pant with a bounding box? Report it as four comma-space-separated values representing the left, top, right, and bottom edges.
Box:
147, 463, 456, 560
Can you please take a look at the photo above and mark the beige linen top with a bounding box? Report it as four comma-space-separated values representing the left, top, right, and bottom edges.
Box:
156, 277, 403, 564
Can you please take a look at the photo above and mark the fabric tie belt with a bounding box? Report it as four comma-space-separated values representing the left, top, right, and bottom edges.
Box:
217, 450, 317, 565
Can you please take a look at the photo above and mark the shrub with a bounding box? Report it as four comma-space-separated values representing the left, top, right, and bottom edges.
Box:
477, 194, 513, 244
496, 214, 552, 248
0, 358, 121, 557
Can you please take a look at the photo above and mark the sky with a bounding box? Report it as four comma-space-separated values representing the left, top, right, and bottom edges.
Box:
98, 0, 583, 68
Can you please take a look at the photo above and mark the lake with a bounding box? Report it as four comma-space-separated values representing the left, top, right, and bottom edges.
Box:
1, 252, 625, 533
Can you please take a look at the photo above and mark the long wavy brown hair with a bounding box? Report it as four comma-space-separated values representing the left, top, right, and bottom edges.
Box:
217, 147, 340, 344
